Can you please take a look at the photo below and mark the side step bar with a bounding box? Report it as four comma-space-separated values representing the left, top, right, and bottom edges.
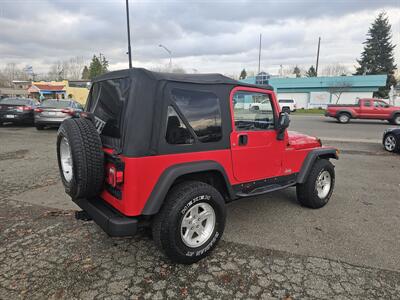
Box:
236, 182, 296, 197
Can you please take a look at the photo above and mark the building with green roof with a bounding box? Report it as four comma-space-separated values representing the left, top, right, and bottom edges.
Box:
241, 74, 387, 109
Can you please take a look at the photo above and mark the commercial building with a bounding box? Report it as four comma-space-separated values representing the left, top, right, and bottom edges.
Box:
241, 74, 387, 109
28, 80, 90, 104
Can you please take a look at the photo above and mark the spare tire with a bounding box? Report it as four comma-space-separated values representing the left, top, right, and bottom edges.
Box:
57, 118, 104, 199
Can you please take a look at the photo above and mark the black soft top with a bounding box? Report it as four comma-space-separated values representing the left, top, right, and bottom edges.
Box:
88, 68, 273, 157
93, 68, 272, 90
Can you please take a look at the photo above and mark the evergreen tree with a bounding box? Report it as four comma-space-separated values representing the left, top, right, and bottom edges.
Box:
306, 66, 317, 77
356, 12, 397, 98
99, 53, 109, 73
88, 54, 109, 79
239, 69, 247, 79
81, 66, 89, 79
293, 66, 301, 78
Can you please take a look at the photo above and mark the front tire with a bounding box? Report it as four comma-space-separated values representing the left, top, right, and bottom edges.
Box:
152, 181, 226, 264
36, 124, 45, 130
383, 134, 399, 153
296, 159, 335, 209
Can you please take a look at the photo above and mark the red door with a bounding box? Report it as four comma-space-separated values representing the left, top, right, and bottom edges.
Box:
229, 87, 285, 182
358, 100, 375, 118
373, 100, 391, 119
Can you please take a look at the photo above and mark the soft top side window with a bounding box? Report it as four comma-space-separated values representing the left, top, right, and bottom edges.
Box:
165, 106, 194, 145
171, 88, 222, 143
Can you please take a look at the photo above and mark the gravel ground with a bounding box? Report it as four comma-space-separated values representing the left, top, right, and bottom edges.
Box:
1, 125, 400, 299
1, 199, 399, 300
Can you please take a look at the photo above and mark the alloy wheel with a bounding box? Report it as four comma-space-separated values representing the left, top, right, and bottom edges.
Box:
316, 170, 332, 199
384, 135, 396, 152
180, 202, 216, 248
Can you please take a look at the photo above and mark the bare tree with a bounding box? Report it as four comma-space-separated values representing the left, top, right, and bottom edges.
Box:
67, 56, 85, 80
47, 61, 64, 81
328, 80, 353, 104
1, 63, 30, 87
322, 63, 349, 76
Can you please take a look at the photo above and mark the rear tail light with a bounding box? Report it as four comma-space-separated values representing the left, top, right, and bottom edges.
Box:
16, 106, 32, 112
34, 108, 43, 113
106, 165, 124, 188
61, 108, 75, 115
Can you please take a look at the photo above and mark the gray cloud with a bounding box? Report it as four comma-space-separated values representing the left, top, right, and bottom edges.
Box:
0, 0, 399, 75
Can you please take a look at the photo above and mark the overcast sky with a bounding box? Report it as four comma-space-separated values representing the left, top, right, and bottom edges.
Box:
0, 0, 399, 76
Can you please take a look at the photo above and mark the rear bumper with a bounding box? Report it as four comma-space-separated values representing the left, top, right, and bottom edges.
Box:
0, 112, 34, 123
73, 197, 138, 237
34, 116, 71, 125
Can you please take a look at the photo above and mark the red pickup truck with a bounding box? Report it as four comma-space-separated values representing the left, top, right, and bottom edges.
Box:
325, 98, 400, 124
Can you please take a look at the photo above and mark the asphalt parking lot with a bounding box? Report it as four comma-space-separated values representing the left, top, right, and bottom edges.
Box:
1, 116, 399, 299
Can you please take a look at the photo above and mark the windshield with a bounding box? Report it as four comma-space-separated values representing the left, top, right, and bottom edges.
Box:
0, 98, 31, 105
41, 100, 71, 108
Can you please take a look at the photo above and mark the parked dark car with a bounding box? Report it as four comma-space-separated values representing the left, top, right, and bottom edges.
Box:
383, 128, 400, 153
34, 99, 84, 130
0, 98, 37, 126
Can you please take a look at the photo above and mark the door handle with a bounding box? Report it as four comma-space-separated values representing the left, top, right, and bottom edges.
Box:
238, 134, 248, 146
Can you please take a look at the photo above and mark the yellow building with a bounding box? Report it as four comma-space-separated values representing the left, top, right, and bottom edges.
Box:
63, 80, 90, 105
30, 80, 90, 105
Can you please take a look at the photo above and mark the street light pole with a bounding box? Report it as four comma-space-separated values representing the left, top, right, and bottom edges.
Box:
315, 36, 321, 76
125, 0, 133, 69
159, 44, 172, 71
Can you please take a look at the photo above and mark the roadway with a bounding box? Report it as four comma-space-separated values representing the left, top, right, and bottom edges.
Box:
289, 114, 396, 143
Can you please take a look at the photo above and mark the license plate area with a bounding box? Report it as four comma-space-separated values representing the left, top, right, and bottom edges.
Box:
5, 115, 15, 118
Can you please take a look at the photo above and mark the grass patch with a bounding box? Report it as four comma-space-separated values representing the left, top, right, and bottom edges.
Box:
292, 108, 326, 115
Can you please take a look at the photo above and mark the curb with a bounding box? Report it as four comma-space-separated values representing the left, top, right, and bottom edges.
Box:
320, 137, 381, 144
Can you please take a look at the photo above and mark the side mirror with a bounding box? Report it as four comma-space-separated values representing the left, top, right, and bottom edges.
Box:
277, 112, 290, 140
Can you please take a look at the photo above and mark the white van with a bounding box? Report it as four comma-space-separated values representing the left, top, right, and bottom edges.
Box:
278, 99, 296, 113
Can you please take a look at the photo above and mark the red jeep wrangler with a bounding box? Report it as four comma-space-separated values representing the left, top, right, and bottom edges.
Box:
57, 68, 338, 264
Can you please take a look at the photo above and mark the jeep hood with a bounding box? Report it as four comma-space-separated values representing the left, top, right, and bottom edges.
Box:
287, 131, 321, 149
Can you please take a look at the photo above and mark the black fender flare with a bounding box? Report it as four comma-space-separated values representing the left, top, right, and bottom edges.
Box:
297, 148, 338, 184
335, 110, 353, 118
141, 160, 234, 215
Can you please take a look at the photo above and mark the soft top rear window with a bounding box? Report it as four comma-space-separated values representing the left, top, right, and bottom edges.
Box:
87, 77, 130, 138
0, 98, 31, 105
41, 100, 70, 108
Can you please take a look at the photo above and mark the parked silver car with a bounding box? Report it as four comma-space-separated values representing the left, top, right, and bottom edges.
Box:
34, 99, 84, 130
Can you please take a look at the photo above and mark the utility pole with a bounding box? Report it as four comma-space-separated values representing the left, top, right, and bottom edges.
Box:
258, 33, 262, 74
315, 36, 321, 76
125, 0, 133, 69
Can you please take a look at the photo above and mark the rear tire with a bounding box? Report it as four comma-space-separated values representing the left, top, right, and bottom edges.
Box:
390, 114, 400, 125
57, 118, 104, 199
296, 159, 335, 209
152, 181, 226, 264
337, 113, 350, 124
36, 124, 44, 130
282, 107, 290, 114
